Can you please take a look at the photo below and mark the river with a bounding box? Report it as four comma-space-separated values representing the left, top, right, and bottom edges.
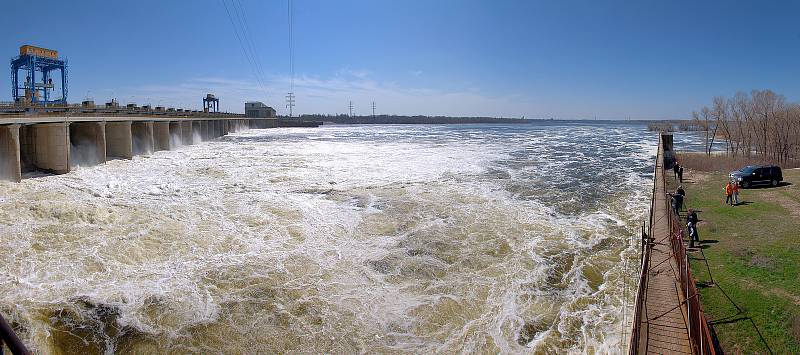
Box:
0, 123, 700, 354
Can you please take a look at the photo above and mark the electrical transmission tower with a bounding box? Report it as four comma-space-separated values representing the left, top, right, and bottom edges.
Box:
349, 101, 354, 117
372, 101, 376, 119
286, 0, 296, 119
285, 92, 295, 117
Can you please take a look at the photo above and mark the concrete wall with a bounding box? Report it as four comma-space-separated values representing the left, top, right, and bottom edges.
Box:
192, 121, 202, 143
153, 122, 171, 151
0, 124, 21, 182
169, 122, 183, 147
106, 121, 133, 159
181, 121, 193, 145
19, 125, 35, 172
69, 122, 106, 166
33, 123, 70, 174
249, 119, 276, 129
214, 120, 222, 138
132, 121, 154, 155
201, 120, 209, 141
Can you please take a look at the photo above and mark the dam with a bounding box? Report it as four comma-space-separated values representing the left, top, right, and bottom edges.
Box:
0, 116, 277, 182
2, 44, 325, 183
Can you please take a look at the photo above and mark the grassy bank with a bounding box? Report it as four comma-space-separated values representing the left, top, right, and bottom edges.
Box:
667, 166, 800, 353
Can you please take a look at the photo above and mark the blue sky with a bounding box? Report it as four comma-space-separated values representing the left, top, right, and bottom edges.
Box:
4, 0, 800, 119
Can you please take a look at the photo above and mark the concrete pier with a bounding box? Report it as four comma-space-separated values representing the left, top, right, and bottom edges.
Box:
131, 121, 154, 155
153, 122, 171, 151
191, 121, 202, 143
168, 121, 183, 147
32, 123, 70, 174
200, 121, 211, 141
106, 121, 133, 159
0, 124, 21, 182
181, 121, 193, 145
213, 120, 221, 138
210, 121, 222, 138
69, 121, 106, 166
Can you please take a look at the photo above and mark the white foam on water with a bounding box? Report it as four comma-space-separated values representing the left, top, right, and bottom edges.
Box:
0, 123, 677, 353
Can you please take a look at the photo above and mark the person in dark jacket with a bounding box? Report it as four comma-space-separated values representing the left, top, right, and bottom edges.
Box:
686, 208, 698, 225
667, 192, 684, 217
678, 166, 684, 183
673, 162, 680, 180
674, 186, 686, 212
687, 208, 699, 247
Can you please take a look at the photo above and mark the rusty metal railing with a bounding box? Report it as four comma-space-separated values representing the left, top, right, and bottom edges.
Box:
0, 313, 31, 355
667, 201, 716, 355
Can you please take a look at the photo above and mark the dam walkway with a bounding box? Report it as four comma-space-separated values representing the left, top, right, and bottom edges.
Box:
629, 134, 716, 354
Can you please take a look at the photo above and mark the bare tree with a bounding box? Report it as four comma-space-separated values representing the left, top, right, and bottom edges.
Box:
693, 89, 800, 167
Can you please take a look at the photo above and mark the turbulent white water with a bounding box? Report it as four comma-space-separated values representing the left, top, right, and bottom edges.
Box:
1, 123, 660, 354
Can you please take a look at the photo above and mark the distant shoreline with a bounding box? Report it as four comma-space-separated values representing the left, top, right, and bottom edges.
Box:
286, 115, 685, 125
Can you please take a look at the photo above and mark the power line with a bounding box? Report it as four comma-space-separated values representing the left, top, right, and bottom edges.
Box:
287, 0, 295, 116
288, 0, 294, 93
221, 0, 268, 96
231, 0, 269, 97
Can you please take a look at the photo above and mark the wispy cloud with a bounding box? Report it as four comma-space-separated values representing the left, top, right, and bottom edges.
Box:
94, 71, 539, 117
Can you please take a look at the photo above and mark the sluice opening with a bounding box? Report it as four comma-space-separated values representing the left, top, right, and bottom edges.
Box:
131, 121, 154, 156
69, 122, 106, 167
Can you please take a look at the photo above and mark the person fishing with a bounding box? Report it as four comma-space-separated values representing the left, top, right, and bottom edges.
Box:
732, 180, 740, 205
667, 190, 684, 216
678, 165, 684, 183
724, 181, 734, 206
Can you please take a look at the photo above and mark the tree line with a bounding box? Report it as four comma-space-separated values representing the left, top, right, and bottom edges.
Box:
293, 114, 532, 125
646, 120, 704, 132
692, 89, 800, 164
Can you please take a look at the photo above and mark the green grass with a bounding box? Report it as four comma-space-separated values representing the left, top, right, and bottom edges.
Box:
672, 168, 800, 353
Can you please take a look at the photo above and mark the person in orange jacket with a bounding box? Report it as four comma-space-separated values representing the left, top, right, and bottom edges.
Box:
732, 181, 740, 205
724, 181, 734, 206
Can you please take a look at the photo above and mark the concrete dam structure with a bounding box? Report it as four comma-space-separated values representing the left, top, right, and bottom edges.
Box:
0, 117, 277, 182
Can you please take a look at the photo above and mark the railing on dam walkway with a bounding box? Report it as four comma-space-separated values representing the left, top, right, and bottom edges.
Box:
0, 313, 30, 355
628, 133, 716, 355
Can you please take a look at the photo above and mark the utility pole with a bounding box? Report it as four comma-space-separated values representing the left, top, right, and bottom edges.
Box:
371, 101, 376, 119
349, 101, 354, 118
286, 92, 295, 118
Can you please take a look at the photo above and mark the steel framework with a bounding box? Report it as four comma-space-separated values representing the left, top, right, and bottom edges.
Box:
11, 54, 68, 104
203, 94, 219, 113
